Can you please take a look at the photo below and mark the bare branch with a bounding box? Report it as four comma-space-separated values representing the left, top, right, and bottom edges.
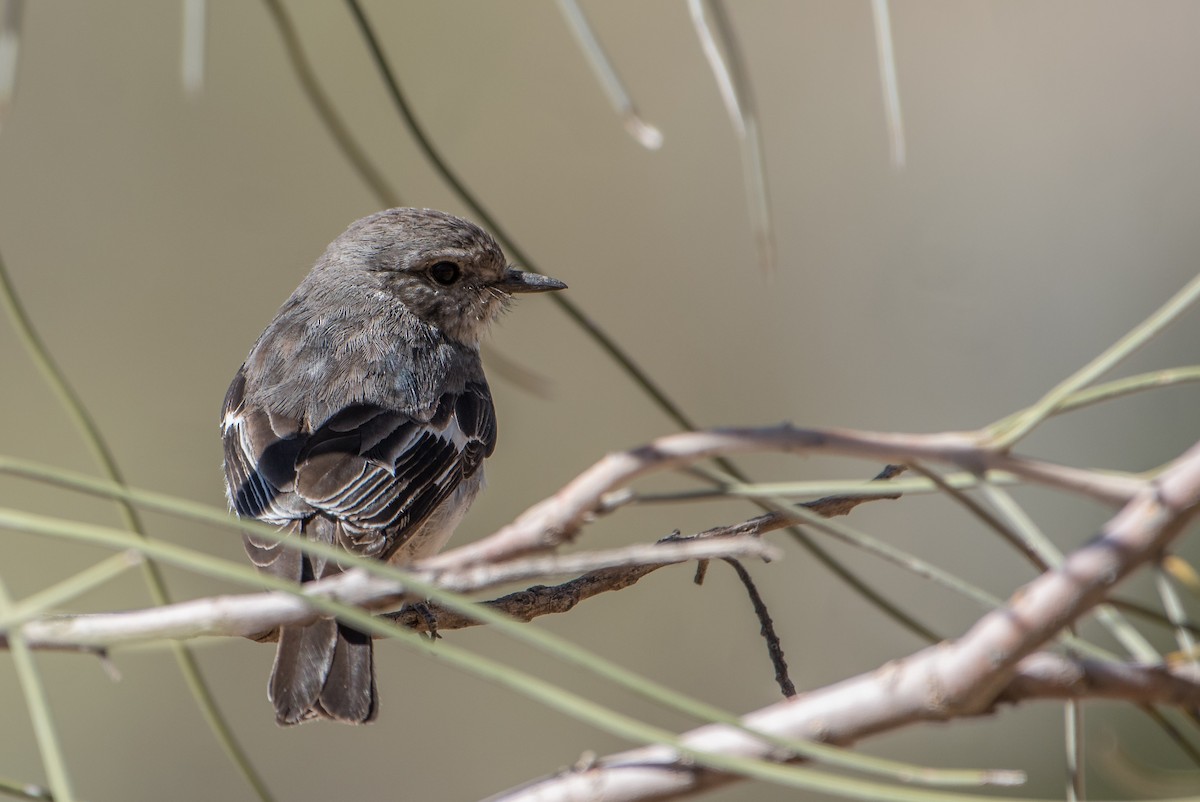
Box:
424, 426, 1142, 572
488, 440, 1200, 801
1001, 652, 1200, 706
427, 535, 778, 594
489, 654, 1200, 802
8, 536, 774, 650
6, 421, 1195, 802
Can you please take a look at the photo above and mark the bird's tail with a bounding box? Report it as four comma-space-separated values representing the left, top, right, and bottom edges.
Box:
269, 618, 377, 725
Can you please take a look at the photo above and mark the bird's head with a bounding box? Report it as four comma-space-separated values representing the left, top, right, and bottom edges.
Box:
311, 207, 565, 344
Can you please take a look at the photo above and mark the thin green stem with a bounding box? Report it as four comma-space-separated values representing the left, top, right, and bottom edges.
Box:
0, 503, 1016, 789
985, 366, 1200, 441
907, 463, 1049, 572
260, 0, 401, 207
978, 483, 1161, 663
0, 249, 273, 801
0, 777, 51, 802
688, 462, 945, 643
1064, 698, 1084, 801
0, 552, 140, 628
688, 0, 775, 272
637, 471, 1020, 504
0, 575, 75, 802
770, 495, 1007, 612
554, 0, 662, 150
653, 367, 1200, 506
715, 483, 1117, 661
1044, 366, 1200, 417
1137, 706, 1200, 768
989, 273, 1200, 449
1109, 597, 1200, 635
1154, 562, 1198, 659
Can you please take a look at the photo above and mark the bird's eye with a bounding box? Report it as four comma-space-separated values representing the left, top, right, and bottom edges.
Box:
429, 261, 461, 286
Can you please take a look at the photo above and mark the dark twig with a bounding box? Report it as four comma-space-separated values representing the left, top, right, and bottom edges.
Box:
722, 558, 795, 698
385, 564, 663, 634
804, 463, 906, 511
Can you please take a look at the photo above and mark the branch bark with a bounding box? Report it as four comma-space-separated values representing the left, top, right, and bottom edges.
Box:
8, 535, 775, 650
6, 452, 901, 651
485, 439, 1200, 801
3, 424, 1195, 802
422, 426, 1142, 572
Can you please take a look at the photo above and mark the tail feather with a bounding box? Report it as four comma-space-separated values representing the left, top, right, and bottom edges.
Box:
319, 625, 377, 723
270, 619, 376, 725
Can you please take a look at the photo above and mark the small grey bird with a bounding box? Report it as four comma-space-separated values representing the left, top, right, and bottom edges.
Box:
221, 207, 565, 725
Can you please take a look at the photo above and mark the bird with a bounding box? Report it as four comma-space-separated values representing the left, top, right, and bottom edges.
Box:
220, 207, 565, 724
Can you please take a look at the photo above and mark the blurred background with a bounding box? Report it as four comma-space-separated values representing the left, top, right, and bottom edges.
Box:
2, 2, 1199, 800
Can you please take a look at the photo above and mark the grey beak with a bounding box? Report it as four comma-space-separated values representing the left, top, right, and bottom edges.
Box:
496, 268, 567, 294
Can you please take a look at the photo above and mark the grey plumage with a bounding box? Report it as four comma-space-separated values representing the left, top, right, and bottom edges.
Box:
221, 208, 564, 725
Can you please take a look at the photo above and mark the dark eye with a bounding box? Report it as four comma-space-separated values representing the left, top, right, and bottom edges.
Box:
429, 261, 461, 286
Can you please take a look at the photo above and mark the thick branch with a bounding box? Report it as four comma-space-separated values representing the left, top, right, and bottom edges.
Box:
1000, 652, 1200, 706
489, 439, 1200, 801
489, 653, 1200, 802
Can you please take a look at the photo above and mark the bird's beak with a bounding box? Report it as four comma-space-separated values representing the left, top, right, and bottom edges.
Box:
495, 267, 567, 294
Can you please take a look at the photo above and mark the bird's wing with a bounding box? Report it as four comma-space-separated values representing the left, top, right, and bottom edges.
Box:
221, 367, 497, 575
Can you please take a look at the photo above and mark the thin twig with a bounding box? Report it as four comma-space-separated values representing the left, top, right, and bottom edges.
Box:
723, 559, 795, 697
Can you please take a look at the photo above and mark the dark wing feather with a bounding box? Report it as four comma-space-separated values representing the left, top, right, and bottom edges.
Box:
293, 382, 496, 561
222, 366, 497, 568
222, 369, 310, 575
